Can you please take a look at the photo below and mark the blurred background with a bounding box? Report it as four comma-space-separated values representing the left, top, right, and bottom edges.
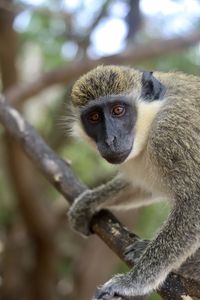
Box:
0, 0, 200, 299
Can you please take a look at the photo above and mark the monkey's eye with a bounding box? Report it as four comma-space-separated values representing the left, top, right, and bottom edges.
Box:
111, 104, 125, 117
88, 111, 101, 123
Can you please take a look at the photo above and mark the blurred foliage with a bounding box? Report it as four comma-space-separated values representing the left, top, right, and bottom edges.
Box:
20, 11, 68, 68
141, 49, 200, 75
135, 202, 170, 239
61, 140, 115, 185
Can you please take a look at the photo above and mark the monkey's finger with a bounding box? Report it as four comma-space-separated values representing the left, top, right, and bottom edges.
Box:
95, 289, 123, 300
124, 239, 149, 253
124, 239, 149, 263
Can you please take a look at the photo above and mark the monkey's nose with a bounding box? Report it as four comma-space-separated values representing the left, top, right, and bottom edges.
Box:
105, 136, 116, 147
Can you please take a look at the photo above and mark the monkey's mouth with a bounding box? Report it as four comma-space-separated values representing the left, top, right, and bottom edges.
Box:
103, 149, 131, 164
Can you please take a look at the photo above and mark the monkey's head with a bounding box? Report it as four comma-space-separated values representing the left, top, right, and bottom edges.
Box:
71, 65, 166, 164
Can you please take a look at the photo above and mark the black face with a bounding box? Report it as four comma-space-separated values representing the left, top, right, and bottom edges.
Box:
80, 96, 136, 164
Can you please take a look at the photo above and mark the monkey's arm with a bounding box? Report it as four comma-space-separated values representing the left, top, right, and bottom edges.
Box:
95, 200, 200, 299
125, 240, 200, 282
68, 176, 154, 236
68, 175, 129, 236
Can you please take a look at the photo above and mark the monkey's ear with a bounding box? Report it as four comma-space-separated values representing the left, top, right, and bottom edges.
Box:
141, 71, 166, 101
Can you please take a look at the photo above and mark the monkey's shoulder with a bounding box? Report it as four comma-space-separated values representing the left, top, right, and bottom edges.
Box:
158, 71, 200, 101
146, 98, 200, 191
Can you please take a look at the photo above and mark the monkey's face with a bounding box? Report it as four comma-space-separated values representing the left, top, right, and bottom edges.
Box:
72, 66, 167, 164
80, 96, 136, 164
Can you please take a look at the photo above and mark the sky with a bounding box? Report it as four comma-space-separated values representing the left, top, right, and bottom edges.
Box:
16, 0, 200, 56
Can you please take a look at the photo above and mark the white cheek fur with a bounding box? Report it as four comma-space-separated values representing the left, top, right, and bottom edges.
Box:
125, 99, 166, 161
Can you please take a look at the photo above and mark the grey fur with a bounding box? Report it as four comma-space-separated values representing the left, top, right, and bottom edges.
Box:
68, 66, 200, 299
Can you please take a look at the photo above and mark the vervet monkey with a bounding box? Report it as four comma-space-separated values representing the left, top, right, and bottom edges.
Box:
68, 65, 200, 299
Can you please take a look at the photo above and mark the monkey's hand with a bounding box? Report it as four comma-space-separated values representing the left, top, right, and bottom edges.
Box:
68, 190, 96, 236
93, 241, 151, 300
94, 270, 151, 300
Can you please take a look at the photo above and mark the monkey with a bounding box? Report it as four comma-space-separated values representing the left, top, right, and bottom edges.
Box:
68, 65, 200, 299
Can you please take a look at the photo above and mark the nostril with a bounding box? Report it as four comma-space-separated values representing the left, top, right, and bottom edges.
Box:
105, 135, 116, 146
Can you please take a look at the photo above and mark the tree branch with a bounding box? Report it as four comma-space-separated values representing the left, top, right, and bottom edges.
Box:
0, 95, 199, 300
6, 31, 200, 105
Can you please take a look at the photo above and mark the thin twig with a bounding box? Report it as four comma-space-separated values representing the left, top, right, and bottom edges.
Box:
6, 31, 200, 105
